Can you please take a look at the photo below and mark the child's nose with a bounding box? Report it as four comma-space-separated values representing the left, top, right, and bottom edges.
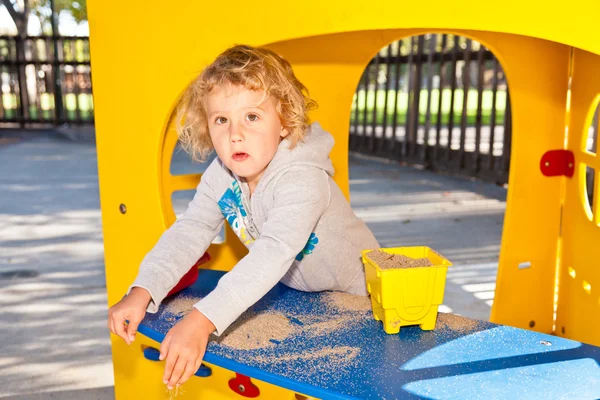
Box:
229, 123, 244, 143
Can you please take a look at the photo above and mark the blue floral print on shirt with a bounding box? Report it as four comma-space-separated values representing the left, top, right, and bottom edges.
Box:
218, 181, 253, 245
296, 233, 319, 261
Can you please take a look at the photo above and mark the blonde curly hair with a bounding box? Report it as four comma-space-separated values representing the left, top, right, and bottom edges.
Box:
176, 44, 318, 163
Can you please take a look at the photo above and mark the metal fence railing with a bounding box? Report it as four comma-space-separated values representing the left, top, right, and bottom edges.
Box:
349, 34, 511, 185
0, 35, 93, 128
4, 32, 598, 191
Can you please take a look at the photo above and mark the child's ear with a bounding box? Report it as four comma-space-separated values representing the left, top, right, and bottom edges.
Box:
280, 126, 290, 139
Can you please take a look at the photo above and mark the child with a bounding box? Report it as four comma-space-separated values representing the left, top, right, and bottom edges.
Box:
107, 44, 379, 390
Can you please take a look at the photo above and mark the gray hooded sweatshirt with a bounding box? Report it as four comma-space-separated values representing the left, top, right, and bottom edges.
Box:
130, 122, 380, 335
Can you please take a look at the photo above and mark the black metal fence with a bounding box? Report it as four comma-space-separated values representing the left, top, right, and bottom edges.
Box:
0, 32, 514, 185
350, 34, 511, 185
0, 35, 93, 128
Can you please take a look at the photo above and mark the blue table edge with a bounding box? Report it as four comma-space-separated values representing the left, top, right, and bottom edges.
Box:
137, 324, 357, 400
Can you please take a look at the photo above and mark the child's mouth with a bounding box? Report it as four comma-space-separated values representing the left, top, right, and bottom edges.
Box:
232, 152, 249, 162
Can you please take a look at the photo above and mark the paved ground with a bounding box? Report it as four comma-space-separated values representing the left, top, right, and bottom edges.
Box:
0, 135, 506, 399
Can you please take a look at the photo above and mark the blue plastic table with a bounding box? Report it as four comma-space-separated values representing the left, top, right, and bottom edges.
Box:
138, 269, 600, 399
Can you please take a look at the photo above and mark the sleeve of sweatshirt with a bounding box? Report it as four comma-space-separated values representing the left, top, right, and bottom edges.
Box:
194, 167, 330, 335
128, 159, 225, 313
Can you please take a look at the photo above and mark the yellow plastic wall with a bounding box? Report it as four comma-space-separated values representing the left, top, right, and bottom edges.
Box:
556, 48, 600, 346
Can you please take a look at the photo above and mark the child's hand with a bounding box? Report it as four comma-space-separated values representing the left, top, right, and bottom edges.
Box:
107, 287, 151, 345
160, 309, 215, 390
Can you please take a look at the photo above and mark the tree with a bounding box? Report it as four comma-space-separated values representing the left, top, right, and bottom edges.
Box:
1, 0, 30, 36
0, 0, 86, 122
1, 0, 87, 36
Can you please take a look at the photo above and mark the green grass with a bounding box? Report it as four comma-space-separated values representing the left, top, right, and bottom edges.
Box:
351, 88, 507, 126
0, 87, 507, 126
1, 93, 94, 121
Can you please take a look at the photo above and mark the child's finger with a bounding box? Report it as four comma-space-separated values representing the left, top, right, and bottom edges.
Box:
167, 357, 187, 390
107, 309, 119, 334
178, 359, 198, 386
126, 318, 140, 343
107, 316, 114, 334
195, 352, 205, 370
113, 315, 131, 344
162, 343, 176, 384
163, 352, 180, 388
160, 334, 172, 361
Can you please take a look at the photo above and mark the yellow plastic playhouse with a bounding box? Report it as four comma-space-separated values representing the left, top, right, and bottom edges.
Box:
87, 0, 600, 398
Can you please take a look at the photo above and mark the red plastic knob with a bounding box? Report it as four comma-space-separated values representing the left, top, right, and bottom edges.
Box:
228, 373, 259, 397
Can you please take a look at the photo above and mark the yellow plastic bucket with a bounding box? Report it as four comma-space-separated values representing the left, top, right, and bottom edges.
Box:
361, 246, 452, 334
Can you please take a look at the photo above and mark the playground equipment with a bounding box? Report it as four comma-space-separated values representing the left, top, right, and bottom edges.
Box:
88, 0, 600, 398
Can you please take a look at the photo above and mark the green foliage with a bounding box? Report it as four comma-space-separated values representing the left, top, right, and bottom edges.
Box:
2, 0, 87, 36
29, 0, 88, 33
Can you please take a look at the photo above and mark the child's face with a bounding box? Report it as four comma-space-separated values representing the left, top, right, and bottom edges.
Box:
206, 84, 289, 190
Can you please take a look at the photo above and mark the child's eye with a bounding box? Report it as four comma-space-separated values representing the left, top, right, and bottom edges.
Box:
215, 116, 227, 124
246, 114, 259, 122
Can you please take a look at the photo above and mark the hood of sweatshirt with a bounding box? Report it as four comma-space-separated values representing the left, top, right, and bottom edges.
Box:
252, 121, 335, 193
